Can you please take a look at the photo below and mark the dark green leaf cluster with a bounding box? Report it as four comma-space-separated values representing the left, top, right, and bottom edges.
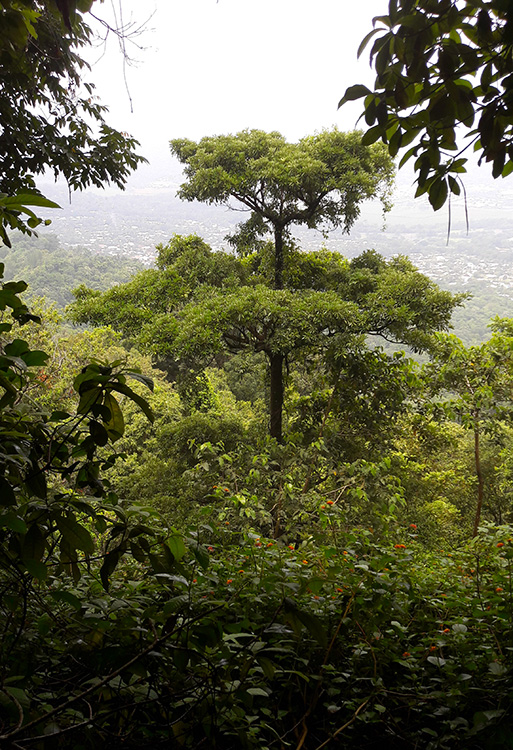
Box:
0, 1, 146, 244
0, 1, 146, 195
340, 1, 513, 209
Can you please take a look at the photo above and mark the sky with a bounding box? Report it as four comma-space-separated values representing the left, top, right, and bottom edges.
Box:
86, 0, 388, 164
40, 0, 508, 244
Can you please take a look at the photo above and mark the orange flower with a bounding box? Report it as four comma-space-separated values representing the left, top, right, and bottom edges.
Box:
394, 544, 406, 549
320, 504, 326, 509
223, 488, 229, 492
336, 587, 343, 592
497, 542, 505, 548
409, 524, 417, 529
288, 544, 295, 550
442, 628, 450, 634
225, 521, 230, 525
266, 542, 273, 547
343, 550, 348, 555
302, 559, 308, 565
496, 587, 503, 592
326, 500, 334, 505
255, 542, 262, 547
429, 645, 437, 651
403, 651, 410, 658
192, 579, 197, 583
208, 546, 214, 552
226, 579, 233, 584
239, 569, 244, 574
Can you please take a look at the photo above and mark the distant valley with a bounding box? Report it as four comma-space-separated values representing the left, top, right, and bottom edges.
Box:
27, 161, 513, 343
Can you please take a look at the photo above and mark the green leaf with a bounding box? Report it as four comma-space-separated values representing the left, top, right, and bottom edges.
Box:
4, 193, 61, 209
103, 392, 125, 441
26, 466, 47, 500
50, 590, 82, 610
1, 513, 27, 533
56, 514, 94, 553
338, 84, 372, 106
24, 559, 48, 580
21, 523, 45, 561
284, 599, 327, 646
427, 656, 447, 667
89, 419, 110, 447
77, 385, 102, 415
428, 178, 448, 210
189, 540, 209, 570
109, 382, 154, 423
361, 126, 383, 146
100, 549, 121, 591
357, 29, 382, 58
126, 371, 154, 391
489, 661, 507, 676
168, 534, 187, 562
23, 350, 48, 367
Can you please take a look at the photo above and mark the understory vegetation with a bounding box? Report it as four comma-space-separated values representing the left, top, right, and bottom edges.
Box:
2, 257, 513, 748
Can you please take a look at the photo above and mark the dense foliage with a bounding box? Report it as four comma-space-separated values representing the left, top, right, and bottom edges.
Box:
1, 233, 143, 306
70, 229, 463, 443
0, 237, 511, 746
0, 0, 145, 244
340, 0, 513, 211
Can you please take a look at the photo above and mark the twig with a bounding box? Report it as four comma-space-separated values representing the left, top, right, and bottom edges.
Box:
313, 698, 370, 750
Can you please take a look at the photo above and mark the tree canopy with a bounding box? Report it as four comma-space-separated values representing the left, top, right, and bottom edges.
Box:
170, 129, 395, 289
71, 235, 463, 443
339, 0, 513, 210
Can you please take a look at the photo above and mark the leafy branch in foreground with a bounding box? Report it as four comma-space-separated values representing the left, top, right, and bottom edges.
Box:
340, 1, 513, 211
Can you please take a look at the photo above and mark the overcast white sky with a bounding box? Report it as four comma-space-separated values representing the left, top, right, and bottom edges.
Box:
59, 0, 507, 241
87, 0, 387, 164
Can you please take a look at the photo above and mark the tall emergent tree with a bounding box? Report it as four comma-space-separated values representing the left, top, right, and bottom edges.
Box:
72, 235, 462, 444
169, 129, 395, 439
339, 1, 513, 210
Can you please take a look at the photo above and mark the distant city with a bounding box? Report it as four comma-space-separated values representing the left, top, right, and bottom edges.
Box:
37, 160, 513, 324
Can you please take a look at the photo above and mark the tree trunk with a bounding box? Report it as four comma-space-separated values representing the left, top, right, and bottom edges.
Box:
274, 225, 284, 290
269, 352, 284, 442
473, 417, 484, 537
269, 224, 285, 441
